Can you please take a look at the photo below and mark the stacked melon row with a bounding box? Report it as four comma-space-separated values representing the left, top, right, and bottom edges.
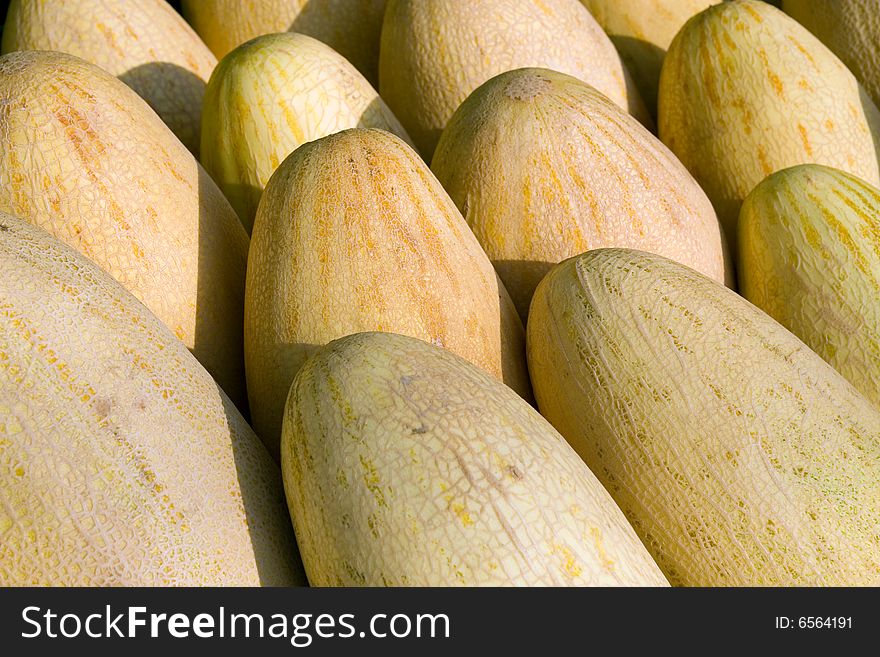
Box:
0, 0, 878, 587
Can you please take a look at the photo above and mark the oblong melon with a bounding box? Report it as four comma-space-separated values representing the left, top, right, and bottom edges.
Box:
181, 0, 385, 85
0, 215, 304, 586
245, 128, 532, 459
2, 0, 217, 156
659, 0, 880, 253
527, 248, 880, 586
579, 0, 715, 116
739, 164, 880, 406
201, 32, 411, 233
0, 50, 249, 411
432, 67, 729, 319
282, 331, 668, 587
379, 0, 650, 159
783, 0, 880, 111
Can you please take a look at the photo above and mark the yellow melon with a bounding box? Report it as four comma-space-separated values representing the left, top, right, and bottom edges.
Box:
659, 0, 880, 253
2, 0, 216, 156
579, 0, 716, 116
783, 0, 880, 110
379, 0, 650, 159
432, 67, 729, 319
0, 214, 304, 586
0, 50, 249, 411
201, 32, 411, 233
181, 0, 385, 85
245, 128, 531, 459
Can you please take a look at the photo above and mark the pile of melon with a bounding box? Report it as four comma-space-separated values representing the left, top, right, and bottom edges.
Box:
0, 0, 878, 587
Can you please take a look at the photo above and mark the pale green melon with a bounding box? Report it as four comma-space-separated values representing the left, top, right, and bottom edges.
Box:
739, 164, 880, 406
527, 247, 880, 586
282, 331, 669, 586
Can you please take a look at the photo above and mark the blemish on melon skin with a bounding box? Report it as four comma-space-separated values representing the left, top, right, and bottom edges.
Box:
93, 396, 112, 419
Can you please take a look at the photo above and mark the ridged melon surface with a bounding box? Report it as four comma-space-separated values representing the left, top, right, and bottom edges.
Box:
432, 68, 729, 319
181, 0, 385, 85
201, 32, 411, 233
783, 0, 880, 111
527, 248, 880, 586
245, 128, 532, 459
282, 331, 669, 587
0, 215, 304, 586
579, 0, 715, 116
0, 51, 250, 411
380, 0, 650, 159
2, 0, 216, 156
739, 164, 880, 406
659, 0, 880, 253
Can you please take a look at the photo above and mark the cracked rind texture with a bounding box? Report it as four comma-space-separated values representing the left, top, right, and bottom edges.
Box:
0, 215, 305, 586
0, 51, 250, 412
201, 32, 412, 234
527, 248, 880, 586
1, 0, 217, 157
739, 164, 880, 406
181, 0, 385, 86
658, 0, 880, 255
379, 0, 651, 160
579, 0, 716, 117
281, 331, 669, 587
245, 128, 532, 461
783, 0, 880, 112
431, 67, 729, 320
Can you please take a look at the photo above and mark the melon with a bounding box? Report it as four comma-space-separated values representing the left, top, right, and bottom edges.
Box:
432, 67, 729, 319
527, 248, 880, 586
181, 0, 385, 85
658, 0, 880, 253
245, 128, 531, 459
201, 32, 411, 233
0, 214, 304, 586
739, 164, 880, 406
2, 0, 216, 156
579, 0, 715, 117
379, 0, 650, 160
282, 331, 668, 586
0, 51, 249, 411
783, 0, 880, 110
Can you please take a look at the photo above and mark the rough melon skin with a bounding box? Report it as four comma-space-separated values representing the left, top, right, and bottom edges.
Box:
739, 164, 880, 406
181, 0, 385, 85
579, 0, 715, 117
0, 51, 250, 411
201, 32, 412, 234
1, 0, 217, 157
245, 128, 532, 460
783, 1, 880, 111
282, 331, 668, 587
0, 215, 304, 586
379, 0, 650, 160
431, 67, 729, 320
527, 248, 880, 586
658, 0, 880, 254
